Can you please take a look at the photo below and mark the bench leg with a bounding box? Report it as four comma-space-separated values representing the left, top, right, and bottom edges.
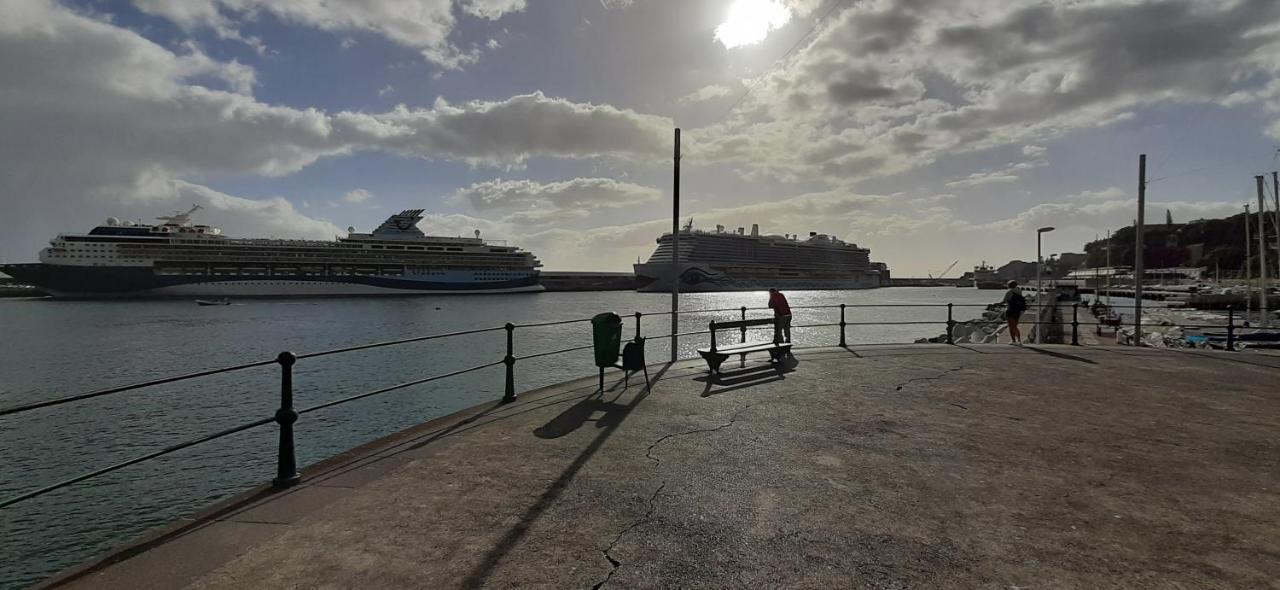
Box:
642, 364, 651, 391
707, 355, 726, 374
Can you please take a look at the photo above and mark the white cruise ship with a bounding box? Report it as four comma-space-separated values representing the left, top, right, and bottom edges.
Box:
2, 207, 543, 298
633, 222, 890, 292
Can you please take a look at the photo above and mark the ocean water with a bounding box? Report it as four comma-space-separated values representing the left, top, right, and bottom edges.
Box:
0, 287, 1001, 587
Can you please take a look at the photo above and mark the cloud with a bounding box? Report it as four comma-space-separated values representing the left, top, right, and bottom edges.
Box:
338, 93, 672, 166
169, 180, 344, 238
678, 84, 735, 105
688, 0, 1280, 185
453, 178, 660, 224
0, 1, 671, 259
342, 189, 373, 204
131, 0, 528, 69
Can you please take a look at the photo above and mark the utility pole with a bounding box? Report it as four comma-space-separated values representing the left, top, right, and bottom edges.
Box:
1134, 154, 1146, 345
670, 128, 681, 362
1245, 203, 1252, 322
1257, 176, 1269, 327
1272, 171, 1279, 279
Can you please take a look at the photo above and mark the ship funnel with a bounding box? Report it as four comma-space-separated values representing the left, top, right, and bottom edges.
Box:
474, 229, 481, 239
809, 231, 817, 237
716, 224, 724, 233
751, 224, 759, 237
737, 227, 745, 235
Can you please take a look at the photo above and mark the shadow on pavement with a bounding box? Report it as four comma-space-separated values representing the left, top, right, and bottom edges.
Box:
694, 356, 797, 397
1021, 346, 1099, 364
459, 362, 675, 589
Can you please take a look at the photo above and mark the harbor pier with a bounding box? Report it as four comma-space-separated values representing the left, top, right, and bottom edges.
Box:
47, 344, 1280, 589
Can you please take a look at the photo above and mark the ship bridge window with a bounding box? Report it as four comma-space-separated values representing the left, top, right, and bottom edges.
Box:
428, 247, 443, 251
408, 246, 423, 250
384, 245, 403, 250
371, 245, 383, 249
447, 247, 462, 251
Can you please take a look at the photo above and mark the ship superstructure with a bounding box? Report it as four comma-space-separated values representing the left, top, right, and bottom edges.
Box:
2, 207, 543, 298
633, 223, 889, 292
971, 262, 1003, 289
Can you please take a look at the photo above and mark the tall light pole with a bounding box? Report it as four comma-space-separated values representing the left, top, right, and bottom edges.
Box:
670, 128, 681, 362
1036, 226, 1055, 344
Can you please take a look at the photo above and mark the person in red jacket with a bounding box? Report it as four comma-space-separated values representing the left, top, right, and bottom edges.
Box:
768, 288, 792, 344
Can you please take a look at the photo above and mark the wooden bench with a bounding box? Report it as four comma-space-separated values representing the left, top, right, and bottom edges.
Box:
697, 317, 792, 374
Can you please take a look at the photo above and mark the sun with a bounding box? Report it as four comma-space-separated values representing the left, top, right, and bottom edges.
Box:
715, 0, 792, 49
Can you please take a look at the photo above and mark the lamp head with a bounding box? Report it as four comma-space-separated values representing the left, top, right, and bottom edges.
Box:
1037, 226, 1055, 233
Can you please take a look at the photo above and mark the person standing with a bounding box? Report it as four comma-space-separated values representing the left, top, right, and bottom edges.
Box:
1002, 280, 1026, 345
768, 288, 792, 344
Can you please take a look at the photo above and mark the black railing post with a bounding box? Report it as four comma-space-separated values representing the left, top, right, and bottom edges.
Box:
502, 323, 516, 403
740, 306, 748, 344
1226, 306, 1235, 352
634, 312, 642, 342
945, 303, 955, 345
273, 351, 299, 489
839, 304, 847, 347
1071, 303, 1080, 346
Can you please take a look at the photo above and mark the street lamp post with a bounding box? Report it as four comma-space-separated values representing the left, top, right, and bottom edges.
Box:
1036, 226, 1055, 344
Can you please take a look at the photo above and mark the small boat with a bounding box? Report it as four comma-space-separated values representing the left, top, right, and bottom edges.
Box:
195, 298, 230, 306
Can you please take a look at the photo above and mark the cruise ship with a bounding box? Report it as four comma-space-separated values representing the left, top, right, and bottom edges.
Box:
633, 222, 889, 292
1, 207, 543, 298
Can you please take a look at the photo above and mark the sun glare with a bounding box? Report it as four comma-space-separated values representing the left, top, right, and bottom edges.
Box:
715, 0, 792, 49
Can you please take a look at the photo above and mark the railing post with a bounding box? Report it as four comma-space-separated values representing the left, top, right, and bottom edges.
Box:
503, 323, 516, 403
709, 321, 718, 352
945, 303, 955, 345
740, 306, 747, 344
634, 312, 642, 342
273, 351, 299, 489
1226, 305, 1235, 352
839, 304, 847, 347
1071, 303, 1080, 346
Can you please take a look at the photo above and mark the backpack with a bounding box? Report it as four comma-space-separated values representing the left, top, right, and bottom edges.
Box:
1008, 291, 1027, 313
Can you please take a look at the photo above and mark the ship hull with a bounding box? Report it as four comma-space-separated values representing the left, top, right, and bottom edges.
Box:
633, 263, 884, 293
0, 264, 543, 298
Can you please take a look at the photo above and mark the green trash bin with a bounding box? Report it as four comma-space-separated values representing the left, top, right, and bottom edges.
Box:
591, 312, 623, 368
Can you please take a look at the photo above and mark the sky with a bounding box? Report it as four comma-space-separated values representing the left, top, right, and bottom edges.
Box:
2, 0, 1279, 276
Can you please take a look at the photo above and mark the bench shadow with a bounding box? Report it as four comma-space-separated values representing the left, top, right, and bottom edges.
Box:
694, 356, 798, 398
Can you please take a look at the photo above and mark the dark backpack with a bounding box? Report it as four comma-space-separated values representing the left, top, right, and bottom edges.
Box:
1008, 291, 1027, 313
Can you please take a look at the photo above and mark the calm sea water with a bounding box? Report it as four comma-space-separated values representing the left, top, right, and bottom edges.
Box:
0, 287, 1001, 587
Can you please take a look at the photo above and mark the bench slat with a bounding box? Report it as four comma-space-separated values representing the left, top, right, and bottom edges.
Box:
712, 318, 777, 330
698, 341, 789, 354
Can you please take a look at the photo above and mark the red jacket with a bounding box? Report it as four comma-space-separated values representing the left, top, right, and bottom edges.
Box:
768, 291, 791, 316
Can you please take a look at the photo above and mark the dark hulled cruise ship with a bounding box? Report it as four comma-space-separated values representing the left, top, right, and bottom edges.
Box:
633, 222, 890, 292
1, 207, 543, 298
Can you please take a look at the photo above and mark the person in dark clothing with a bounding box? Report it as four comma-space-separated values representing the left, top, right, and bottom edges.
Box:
1001, 280, 1026, 345
768, 288, 792, 344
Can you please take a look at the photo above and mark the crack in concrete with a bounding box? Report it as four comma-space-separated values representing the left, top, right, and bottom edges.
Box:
592, 482, 666, 590
894, 366, 964, 391
644, 405, 754, 465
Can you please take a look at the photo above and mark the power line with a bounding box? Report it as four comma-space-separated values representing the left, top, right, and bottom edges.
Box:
715, 0, 851, 125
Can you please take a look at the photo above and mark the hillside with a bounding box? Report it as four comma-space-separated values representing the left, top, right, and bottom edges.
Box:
1082, 212, 1267, 275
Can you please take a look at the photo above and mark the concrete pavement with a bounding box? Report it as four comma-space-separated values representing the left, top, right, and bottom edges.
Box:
52, 345, 1280, 589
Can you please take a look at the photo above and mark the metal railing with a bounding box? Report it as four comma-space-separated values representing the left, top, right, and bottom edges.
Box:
0, 300, 1243, 510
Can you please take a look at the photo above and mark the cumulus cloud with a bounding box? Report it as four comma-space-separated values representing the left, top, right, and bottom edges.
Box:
690, 0, 1280, 185
0, 1, 672, 259
342, 189, 373, 204
337, 93, 671, 166
131, 0, 527, 69
453, 178, 660, 225
678, 84, 735, 105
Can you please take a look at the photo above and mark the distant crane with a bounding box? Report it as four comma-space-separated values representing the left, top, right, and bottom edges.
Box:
929, 260, 959, 280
